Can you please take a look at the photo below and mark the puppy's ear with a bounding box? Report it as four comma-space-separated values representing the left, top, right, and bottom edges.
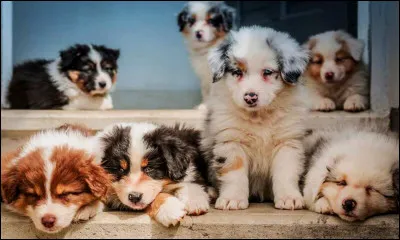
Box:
220, 4, 236, 32
335, 30, 364, 61
266, 31, 309, 85
1, 166, 20, 204
177, 6, 189, 32
59, 44, 90, 70
108, 48, 120, 60
302, 37, 317, 51
208, 38, 232, 83
81, 159, 112, 199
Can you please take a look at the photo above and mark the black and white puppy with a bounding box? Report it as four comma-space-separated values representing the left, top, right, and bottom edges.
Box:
202, 26, 309, 210
5, 44, 120, 110
177, 1, 236, 109
93, 122, 211, 227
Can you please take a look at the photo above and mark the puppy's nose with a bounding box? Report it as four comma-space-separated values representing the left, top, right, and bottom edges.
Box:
342, 199, 357, 212
128, 192, 143, 204
99, 81, 107, 89
325, 72, 335, 81
41, 214, 56, 228
244, 92, 258, 106
195, 30, 203, 40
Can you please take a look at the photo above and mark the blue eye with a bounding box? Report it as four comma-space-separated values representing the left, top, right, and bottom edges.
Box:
263, 69, 273, 77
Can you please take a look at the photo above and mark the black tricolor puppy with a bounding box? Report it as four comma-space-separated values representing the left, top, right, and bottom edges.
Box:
92, 122, 212, 227
4, 44, 119, 110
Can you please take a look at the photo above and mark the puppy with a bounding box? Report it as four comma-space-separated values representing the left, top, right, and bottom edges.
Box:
93, 122, 211, 227
302, 123, 399, 221
202, 26, 309, 210
1, 123, 111, 233
302, 30, 369, 112
4, 44, 120, 110
177, 1, 236, 109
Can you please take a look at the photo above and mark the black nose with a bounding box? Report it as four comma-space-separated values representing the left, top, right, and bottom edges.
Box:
99, 82, 106, 88
342, 199, 357, 212
128, 192, 143, 204
41, 214, 56, 228
244, 92, 258, 106
195, 30, 203, 40
325, 72, 335, 80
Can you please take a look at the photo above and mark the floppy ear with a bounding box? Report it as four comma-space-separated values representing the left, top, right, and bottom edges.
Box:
59, 44, 90, 70
108, 48, 120, 60
266, 31, 310, 85
335, 30, 364, 61
1, 166, 20, 204
81, 159, 112, 199
208, 38, 232, 83
177, 6, 189, 32
220, 4, 236, 32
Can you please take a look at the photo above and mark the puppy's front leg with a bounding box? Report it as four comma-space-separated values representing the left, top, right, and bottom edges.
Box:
271, 141, 305, 210
174, 182, 210, 216
213, 143, 249, 210
73, 201, 104, 222
343, 94, 368, 112
146, 193, 186, 227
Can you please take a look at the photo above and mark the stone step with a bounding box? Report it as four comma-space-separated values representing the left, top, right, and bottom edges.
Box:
0, 109, 390, 136
1, 203, 398, 239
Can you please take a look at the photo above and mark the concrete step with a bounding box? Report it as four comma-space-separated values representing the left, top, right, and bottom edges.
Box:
1, 203, 398, 239
0, 109, 390, 136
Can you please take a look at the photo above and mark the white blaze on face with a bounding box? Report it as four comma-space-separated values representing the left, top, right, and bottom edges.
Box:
88, 45, 113, 94
25, 148, 79, 233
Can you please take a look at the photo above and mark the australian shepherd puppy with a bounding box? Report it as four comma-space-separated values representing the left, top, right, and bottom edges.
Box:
302, 30, 369, 112
302, 123, 399, 221
202, 26, 310, 210
4, 44, 120, 110
1, 124, 111, 233
177, 1, 236, 109
93, 122, 212, 227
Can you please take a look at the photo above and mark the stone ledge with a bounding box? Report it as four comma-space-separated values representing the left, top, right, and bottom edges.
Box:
1, 203, 398, 239
0, 109, 390, 134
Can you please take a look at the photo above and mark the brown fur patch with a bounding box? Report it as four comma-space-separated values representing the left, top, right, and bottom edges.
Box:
68, 71, 88, 93
219, 156, 244, 175
335, 45, 357, 74
307, 53, 324, 82
146, 192, 173, 218
141, 159, 148, 168
112, 73, 117, 84
55, 123, 95, 137
120, 159, 128, 171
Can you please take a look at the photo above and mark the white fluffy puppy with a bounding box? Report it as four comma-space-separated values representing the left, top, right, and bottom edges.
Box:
302, 123, 399, 221
201, 26, 310, 210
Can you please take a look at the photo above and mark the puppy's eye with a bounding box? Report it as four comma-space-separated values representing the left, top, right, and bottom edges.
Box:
104, 67, 114, 73
188, 17, 196, 25
25, 192, 39, 199
143, 167, 151, 174
263, 69, 274, 78
366, 186, 373, 193
232, 69, 243, 79
335, 57, 345, 63
337, 180, 347, 186
311, 59, 323, 64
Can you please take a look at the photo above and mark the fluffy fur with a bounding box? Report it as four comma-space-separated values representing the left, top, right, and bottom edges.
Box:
202, 26, 310, 210
4, 44, 120, 110
302, 123, 399, 221
93, 122, 212, 227
0, 124, 111, 233
302, 30, 369, 112
177, 1, 236, 109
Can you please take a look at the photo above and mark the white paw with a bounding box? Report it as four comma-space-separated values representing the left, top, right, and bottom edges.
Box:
155, 197, 186, 227
100, 96, 113, 110
274, 194, 304, 210
343, 95, 367, 112
313, 98, 336, 112
195, 103, 207, 111
184, 192, 210, 216
73, 202, 104, 222
215, 197, 249, 210
314, 197, 333, 214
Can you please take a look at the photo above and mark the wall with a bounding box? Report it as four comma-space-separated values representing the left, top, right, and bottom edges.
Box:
357, 1, 369, 64
12, 1, 199, 91
1, 1, 13, 106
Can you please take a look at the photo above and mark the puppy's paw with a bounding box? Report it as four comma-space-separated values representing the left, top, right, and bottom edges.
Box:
215, 197, 249, 210
274, 194, 304, 210
195, 103, 207, 111
73, 202, 104, 222
313, 98, 336, 112
99, 95, 113, 110
155, 197, 186, 227
314, 197, 333, 214
184, 192, 210, 216
343, 95, 367, 112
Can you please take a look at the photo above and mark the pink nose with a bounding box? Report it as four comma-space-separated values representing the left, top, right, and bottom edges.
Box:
325, 72, 335, 80
41, 214, 56, 228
